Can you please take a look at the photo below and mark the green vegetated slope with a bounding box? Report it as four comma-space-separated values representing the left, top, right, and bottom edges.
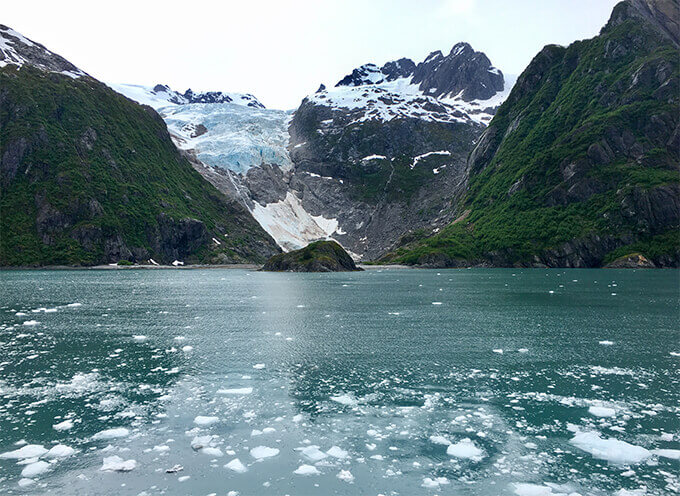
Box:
382, 0, 679, 267
262, 240, 361, 272
0, 66, 279, 266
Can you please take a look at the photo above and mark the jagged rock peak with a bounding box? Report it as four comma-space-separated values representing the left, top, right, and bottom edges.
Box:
605, 0, 679, 46
149, 83, 265, 108
0, 24, 87, 78
334, 42, 504, 101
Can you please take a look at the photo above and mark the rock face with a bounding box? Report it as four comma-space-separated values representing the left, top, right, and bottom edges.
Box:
0, 26, 279, 266
605, 253, 656, 268
383, 0, 679, 268
262, 241, 361, 272
334, 42, 504, 101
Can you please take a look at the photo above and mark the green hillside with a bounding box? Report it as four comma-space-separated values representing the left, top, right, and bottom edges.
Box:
0, 66, 279, 266
382, 0, 679, 267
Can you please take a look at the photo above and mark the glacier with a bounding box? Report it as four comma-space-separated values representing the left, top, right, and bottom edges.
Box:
110, 63, 516, 256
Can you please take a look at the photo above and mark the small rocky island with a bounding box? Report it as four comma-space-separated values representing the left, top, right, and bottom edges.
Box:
261, 241, 362, 272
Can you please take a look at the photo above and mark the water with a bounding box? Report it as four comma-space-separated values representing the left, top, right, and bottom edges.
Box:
0, 268, 678, 495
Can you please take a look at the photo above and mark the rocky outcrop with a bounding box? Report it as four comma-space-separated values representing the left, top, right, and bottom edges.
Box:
605, 253, 656, 268
262, 241, 362, 272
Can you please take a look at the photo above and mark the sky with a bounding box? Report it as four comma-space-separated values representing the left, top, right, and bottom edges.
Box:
5, 0, 621, 109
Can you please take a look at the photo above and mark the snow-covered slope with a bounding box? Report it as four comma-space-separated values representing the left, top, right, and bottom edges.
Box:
0, 24, 86, 78
307, 43, 516, 126
110, 83, 264, 110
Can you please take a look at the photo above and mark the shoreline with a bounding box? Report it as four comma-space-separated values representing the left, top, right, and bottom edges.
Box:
0, 263, 414, 271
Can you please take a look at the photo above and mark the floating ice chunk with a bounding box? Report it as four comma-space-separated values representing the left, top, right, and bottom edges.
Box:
337, 469, 354, 482
23, 320, 40, 326
0, 444, 48, 459
66, 303, 82, 307
513, 483, 563, 496
429, 435, 451, 445
599, 340, 615, 346
330, 393, 357, 406
225, 458, 248, 473
201, 447, 224, 457
518, 348, 529, 353
166, 464, 183, 473
326, 446, 349, 459
178, 475, 190, 482
614, 490, 648, 496
422, 477, 449, 488
18, 478, 35, 487
250, 446, 279, 459
669, 351, 680, 357
100, 455, 137, 472
53, 419, 74, 431
492, 349, 503, 354
182, 345, 193, 352
93, 427, 129, 440
296, 445, 327, 462
133, 335, 147, 341
15, 312, 28, 317
21, 461, 50, 478
194, 416, 219, 426
253, 363, 266, 369
446, 438, 484, 460
292, 414, 304, 422
192, 436, 215, 450
217, 387, 253, 395
569, 430, 651, 464
45, 444, 75, 458
153, 445, 170, 452
294, 464, 320, 475
588, 406, 616, 418
431, 302, 442, 305
653, 448, 680, 459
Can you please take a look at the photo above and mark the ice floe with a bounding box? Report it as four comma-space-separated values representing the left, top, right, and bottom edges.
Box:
446, 438, 484, 461
52, 419, 74, 431
21, 461, 50, 478
100, 455, 137, 472
0, 444, 48, 459
569, 430, 651, 464
294, 464, 320, 475
194, 416, 219, 426
250, 446, 279, 459
93, 427, 130, 440
225, 458, 248, 473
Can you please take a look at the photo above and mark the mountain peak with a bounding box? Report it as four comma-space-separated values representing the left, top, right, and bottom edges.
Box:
0, 24, 86, 78
111, 83, 265, 110
610, 0, 680, 46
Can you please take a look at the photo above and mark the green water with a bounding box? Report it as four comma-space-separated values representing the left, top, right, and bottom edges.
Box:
0, 268, 678, 495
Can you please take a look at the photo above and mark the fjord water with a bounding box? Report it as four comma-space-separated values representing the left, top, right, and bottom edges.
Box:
0, 269, 678, 495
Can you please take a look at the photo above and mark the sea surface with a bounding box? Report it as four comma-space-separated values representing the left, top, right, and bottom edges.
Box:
0, 268, 678, 495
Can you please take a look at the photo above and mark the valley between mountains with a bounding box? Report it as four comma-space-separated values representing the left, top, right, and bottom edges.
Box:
1, 0, 678, 268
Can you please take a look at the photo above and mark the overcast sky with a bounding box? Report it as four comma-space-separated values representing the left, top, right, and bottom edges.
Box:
6, 0, 620, 109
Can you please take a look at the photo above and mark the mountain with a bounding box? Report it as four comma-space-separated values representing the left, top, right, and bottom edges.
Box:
382, 0, 679, 268
113, 43, 513, 258
0, 25, 279, 266
109, 83, 264, 110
